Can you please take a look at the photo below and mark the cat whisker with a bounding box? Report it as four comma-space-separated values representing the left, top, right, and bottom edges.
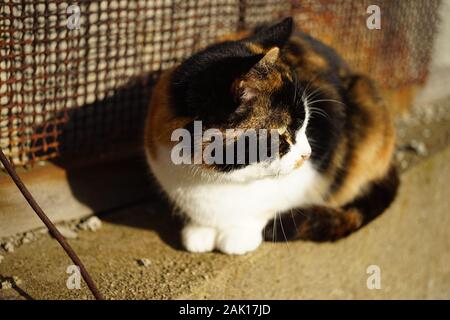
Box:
308, 107, 330, 119
278, 212, 290, 249
309, 114, 329, 121
290, 209, 298, 231
301, 74, 319, 96
303, 87, 322, 102
272, 211, 277, 243
292, 73, 299, 105
301, 77, 322, 102
301, 87, 321, 105
292, 208, 308, 218
308, 99, 346, 106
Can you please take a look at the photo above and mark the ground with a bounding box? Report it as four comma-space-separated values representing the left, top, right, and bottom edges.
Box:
1, 98, 449, 300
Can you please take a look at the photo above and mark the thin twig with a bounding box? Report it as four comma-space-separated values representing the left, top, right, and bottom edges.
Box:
0, 149, 104, 300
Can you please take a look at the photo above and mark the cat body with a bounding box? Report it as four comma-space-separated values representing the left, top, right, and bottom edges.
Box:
145, 18, 398, 254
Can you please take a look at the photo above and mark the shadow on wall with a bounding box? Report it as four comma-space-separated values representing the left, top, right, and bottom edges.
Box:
30, 74, 184, 250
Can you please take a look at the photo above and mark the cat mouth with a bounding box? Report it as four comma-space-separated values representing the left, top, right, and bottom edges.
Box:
294, 158, 305, 169
294, 154, 310, 169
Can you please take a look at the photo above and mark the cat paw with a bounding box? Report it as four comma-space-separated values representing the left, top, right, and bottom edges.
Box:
216, 227, 262, 255
182, 224, 216, 253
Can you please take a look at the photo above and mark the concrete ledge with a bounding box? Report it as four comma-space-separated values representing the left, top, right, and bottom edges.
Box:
0, 156, 152, 238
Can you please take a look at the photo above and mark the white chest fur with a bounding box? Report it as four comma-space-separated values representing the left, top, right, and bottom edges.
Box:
146, 143, 328, 254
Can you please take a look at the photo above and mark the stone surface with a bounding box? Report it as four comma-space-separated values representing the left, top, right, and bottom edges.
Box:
1, 280, 12, 290
137, 258, 152, 267
78, 217, 102, 232
55, 226, 78, 240
0, 146, 449, 300
2, 242, 14, 253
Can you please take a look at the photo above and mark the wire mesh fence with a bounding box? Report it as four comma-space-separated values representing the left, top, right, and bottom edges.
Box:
0, 0, 441, 168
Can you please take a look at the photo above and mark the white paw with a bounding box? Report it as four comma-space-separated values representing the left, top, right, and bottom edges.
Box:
216, 227, 262, 255
182, 224, 216, 253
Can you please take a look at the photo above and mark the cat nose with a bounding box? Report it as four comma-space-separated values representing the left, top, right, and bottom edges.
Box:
301, 152, 311, 160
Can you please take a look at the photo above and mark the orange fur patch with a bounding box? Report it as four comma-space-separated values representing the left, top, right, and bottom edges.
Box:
328, 76, 395, 206
145, 69, 194, 159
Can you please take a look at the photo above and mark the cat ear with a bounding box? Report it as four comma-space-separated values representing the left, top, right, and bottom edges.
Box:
251, 17, 293, 49
230, 47, 280, 104
259, 47, 280, 64
231, 47, 280, 102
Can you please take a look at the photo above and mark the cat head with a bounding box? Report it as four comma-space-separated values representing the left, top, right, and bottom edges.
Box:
170, 17, 313, 175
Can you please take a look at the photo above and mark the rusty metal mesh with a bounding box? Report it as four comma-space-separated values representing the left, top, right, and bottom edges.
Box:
0, 0, 441, 168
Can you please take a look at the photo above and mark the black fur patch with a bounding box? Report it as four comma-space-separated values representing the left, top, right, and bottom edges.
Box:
170, 41, 264, 124
304, 86, 346, 173
344, 165, 399, 225
249, 17, 293, 49
170, 18, 294, 126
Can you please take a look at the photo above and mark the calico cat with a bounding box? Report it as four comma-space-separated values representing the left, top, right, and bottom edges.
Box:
144, 17, 399, 255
